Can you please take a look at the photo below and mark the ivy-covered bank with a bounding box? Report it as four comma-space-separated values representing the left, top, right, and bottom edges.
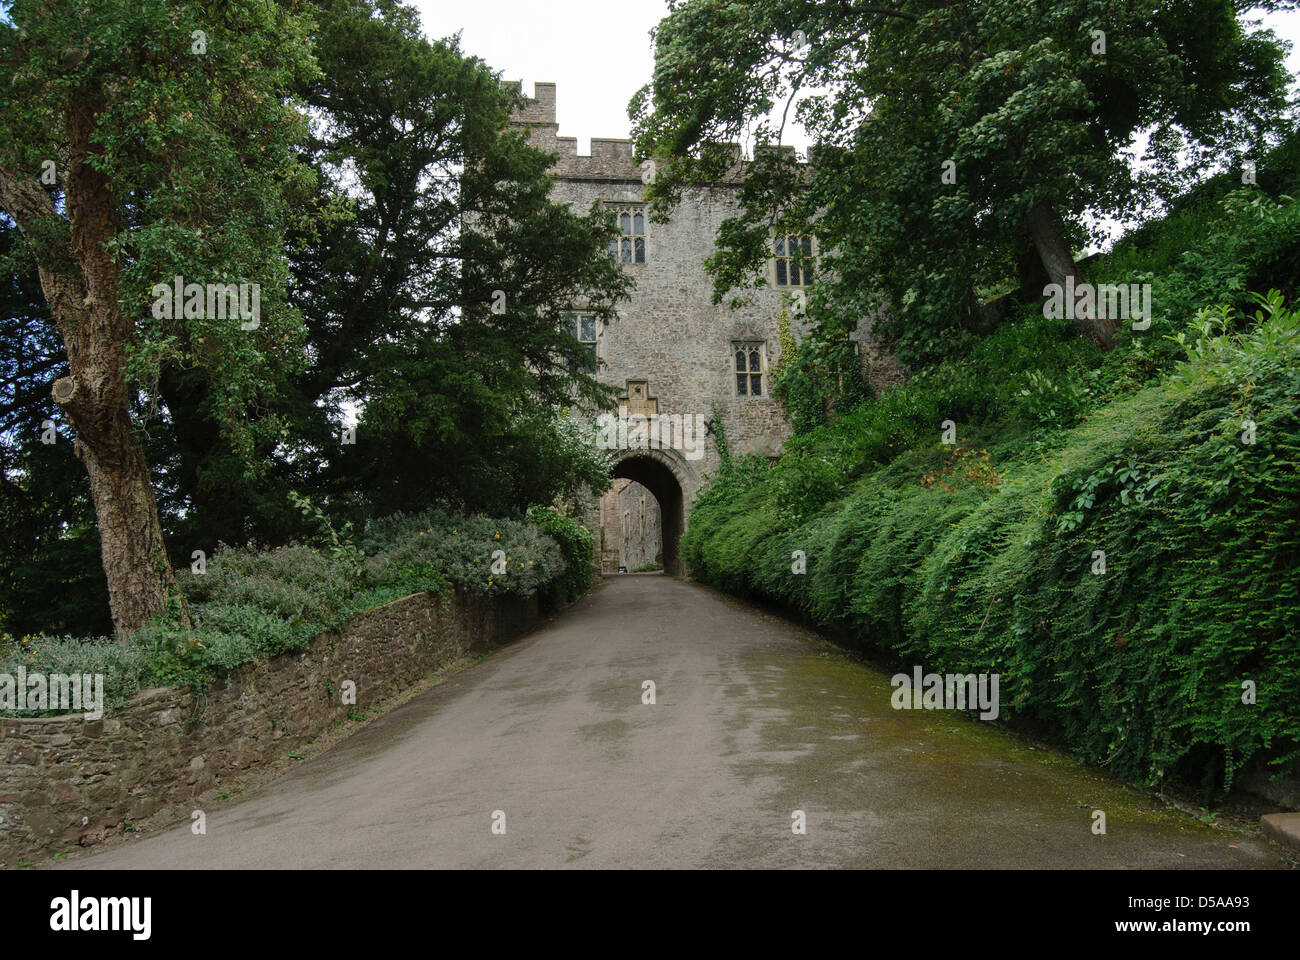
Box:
685, 185, 1300, 801
0, 506, 591, 715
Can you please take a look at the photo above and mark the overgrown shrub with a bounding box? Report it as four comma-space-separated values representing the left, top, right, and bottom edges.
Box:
527, 506, 594, 610
689, 160, 1300, 799
358, 508, 564, 600
683, 295, 1300, 798
2, 504, 586, 713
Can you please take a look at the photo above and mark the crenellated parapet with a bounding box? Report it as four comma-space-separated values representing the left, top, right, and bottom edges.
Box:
506, 81, 753, 183
498, 81, 880, 581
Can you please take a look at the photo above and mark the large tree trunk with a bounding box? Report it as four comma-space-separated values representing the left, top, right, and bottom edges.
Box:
0, 95, 183, 639
57, 372, 181, 639
1025, 200, 1116, 350
63, 97, 182, 639
1015, 231, 1049, 302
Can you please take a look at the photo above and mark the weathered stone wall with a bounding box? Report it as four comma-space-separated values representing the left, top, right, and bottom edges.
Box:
0, 588, 541, 864
599, 479, 663, 572
598, 487, 622, 574
510, 82, 887, 568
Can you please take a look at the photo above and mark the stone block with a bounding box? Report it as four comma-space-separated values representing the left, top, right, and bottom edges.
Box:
1261, 812, 1300, 852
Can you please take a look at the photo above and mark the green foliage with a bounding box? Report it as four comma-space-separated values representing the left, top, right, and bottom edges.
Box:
0, 0, 325, 633
0, 631, 151, 715
0, 0, 321, 459
683, 293, 1300, 799
770, 319, 814, 433
0, 0, 630, 633
761, 182, 1300, 462
1053, 459, 1162, 534
527, 506, 594, 609
287, 491, 365, 573
709, 402, 732, 471
682, 150, 1300, 796
2, 503, 589, 714
774, 310, 1097, 480
1015, 369, 1089, 431
356, 508, 565, 601
632, 0, 1295, 366
768, 437, 842, 526
264, 0, 630, 527
1168, 289, 1300, 386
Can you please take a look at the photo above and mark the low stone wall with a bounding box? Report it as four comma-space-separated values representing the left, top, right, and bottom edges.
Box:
0, 588, 541, 864
1238, 760, 1300, 811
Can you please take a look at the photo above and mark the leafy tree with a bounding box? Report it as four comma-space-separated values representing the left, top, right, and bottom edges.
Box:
159, 0, 631, 534
0, 0, 318, 636
631, 0, 1296, 368
0, 222, 109, 635
0, 0, 627, 634
295, 0, 630, 520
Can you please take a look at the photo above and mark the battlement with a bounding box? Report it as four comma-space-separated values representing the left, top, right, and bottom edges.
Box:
506, 81, 753, 184
506, 80, 637, 178
503, 80, 557, 125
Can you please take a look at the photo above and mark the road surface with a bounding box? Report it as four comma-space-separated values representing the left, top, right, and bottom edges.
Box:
63, 575, 1285, 869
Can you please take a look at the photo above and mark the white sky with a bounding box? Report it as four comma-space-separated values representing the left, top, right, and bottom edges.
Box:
412, 0, 671, 155
413, 0, 1300, 156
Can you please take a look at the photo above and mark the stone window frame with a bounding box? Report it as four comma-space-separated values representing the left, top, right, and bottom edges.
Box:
568, 312, 600, 351
562, 312, 601, 370
771, 232, 815, 287
608, 204, 648, 265
732, 341, 768, 398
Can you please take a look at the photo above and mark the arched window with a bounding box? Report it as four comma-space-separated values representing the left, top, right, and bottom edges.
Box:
608, 206, 648, 264
773, 233, 814, 287
733, 342, 765, 396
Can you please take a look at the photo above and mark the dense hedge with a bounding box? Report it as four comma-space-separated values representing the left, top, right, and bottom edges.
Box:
685, 216, 1300, 799
1, 505, 590, 713
527, 505, 595, 608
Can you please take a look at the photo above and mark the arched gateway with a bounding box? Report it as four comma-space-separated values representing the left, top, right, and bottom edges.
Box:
607, 448, 693, 576
510, 81, 892, 581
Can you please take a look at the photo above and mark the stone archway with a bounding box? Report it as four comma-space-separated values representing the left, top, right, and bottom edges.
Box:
608, 448, 691, 577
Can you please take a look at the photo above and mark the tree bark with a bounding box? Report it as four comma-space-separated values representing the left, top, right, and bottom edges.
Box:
63, 372, 181, 639
1014, 231, 1049, 302
0, 95, 183, 639
1025, 200, 1116, 350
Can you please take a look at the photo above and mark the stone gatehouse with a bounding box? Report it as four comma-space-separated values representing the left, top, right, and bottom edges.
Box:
509, 82, 890, 575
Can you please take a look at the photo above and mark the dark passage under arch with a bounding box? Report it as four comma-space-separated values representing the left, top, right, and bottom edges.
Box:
610, 454, 684, 576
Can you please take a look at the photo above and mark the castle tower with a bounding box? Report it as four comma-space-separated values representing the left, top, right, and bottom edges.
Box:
509, 82, 837, 576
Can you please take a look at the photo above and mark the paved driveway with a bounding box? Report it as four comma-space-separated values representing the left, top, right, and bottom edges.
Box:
63, 575, 1285, 869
